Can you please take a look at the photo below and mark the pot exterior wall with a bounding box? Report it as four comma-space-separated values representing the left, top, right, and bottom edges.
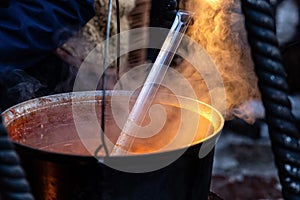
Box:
17, 145, 214, 200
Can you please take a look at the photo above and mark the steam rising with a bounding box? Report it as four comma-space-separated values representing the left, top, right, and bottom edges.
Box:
179, 0, 264, 123
58, 0, 264, 123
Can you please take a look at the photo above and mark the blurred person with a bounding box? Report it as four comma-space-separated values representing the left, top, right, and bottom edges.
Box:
0, 0, 95, 110
56, 0, 136, 91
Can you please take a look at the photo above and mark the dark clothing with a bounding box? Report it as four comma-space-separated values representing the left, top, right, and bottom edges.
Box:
0, 0, 94, 71
0, 0, 10, 8
0, 1, 95, 110
0, 55, 78, 110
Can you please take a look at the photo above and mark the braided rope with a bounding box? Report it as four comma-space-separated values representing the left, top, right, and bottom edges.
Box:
0, 115, 34, 200
242, 0, 300, 199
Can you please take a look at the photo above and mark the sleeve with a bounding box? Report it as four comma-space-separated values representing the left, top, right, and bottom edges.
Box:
0, 0, 10, 8
0, 0, 95, 69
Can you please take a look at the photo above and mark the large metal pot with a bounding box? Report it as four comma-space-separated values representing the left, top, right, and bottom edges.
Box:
2, 91, 223, 200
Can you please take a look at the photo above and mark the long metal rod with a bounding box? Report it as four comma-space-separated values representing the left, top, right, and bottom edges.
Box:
111, 10, 193, 155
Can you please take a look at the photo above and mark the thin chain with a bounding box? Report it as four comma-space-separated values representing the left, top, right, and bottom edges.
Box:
94, 0, 114, 158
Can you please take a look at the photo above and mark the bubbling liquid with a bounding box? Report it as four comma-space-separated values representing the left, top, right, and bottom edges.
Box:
7, 98, 214, 156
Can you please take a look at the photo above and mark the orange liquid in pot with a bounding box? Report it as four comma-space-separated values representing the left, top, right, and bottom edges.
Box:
7, 100, 214, 156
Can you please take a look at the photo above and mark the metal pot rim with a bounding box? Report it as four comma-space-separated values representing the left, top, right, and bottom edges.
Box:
2, 90, 224, 159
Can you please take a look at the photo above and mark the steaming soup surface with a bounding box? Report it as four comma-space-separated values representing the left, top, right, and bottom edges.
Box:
7, 99, 214, 156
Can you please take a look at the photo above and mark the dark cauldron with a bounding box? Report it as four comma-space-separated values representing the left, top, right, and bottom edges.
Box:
2, 91, 223, 200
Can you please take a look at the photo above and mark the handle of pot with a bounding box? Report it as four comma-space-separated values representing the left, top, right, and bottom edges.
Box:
241, 0, 300, 199
0, 114, 34, 200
